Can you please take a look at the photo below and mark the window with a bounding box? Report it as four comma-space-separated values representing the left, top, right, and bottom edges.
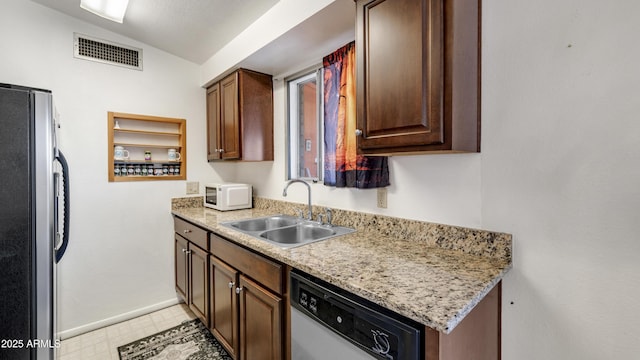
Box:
287, 69, 323, 181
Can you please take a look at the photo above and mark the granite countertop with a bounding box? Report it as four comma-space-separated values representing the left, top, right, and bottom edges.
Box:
171, 201, 512, 334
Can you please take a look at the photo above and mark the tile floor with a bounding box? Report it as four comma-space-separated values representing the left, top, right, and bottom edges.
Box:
58, 303, 196, 360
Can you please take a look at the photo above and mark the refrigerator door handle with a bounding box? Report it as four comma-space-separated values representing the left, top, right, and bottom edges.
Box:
55, 150, 70, 263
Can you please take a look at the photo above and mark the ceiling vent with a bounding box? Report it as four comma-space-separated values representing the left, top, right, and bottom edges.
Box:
74, 33, 142, 71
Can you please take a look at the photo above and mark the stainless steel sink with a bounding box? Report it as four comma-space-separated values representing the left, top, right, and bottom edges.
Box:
260, 223, 336, 244
228, 215, 299, 232
221, 214, 355, 248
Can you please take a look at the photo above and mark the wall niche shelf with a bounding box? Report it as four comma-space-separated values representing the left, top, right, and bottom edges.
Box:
108, 112, 186, 182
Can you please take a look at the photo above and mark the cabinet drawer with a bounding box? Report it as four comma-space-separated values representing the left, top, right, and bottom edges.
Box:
210, 233, 283, 294
174, 217, 208, 251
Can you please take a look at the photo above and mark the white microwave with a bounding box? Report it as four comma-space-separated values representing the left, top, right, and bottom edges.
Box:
205, 183, 252, 211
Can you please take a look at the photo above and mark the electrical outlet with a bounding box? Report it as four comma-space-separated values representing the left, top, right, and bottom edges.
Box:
377, 187, 387, 208
186, 181, 199, 195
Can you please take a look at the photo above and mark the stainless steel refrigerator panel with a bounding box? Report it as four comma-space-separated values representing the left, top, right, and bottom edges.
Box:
33, 90, 55, 360
0, 84, 57, 360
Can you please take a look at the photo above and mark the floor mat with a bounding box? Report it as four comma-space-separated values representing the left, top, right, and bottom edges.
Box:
118, 319, 232, 360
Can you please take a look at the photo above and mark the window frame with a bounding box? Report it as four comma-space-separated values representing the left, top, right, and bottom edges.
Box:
286, 67, 324, 182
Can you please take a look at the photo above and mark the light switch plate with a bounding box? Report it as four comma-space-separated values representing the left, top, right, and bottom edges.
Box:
377, 187, 387, 208
186, 181, 199, 195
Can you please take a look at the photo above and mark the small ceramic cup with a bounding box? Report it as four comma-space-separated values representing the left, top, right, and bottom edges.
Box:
114, 146, 129, 160
168, 148, 181, 161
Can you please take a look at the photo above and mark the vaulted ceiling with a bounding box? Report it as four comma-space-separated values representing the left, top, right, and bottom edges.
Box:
29, 0, 356, 82
29, 0, 282, 64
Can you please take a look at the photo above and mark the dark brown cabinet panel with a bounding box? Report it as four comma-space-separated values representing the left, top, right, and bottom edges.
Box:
209, 233, 285, 360
355, 0, 480, 154
188, 244, 209, 324
238, 275, 282, 360
210, 233, 282, 294
206, 69, 274, 161
174, 218, 209, 326
206, 83, 222, 161
175, 217, 208, 251
425, 282, 501, 360
220, 73, 241, 159
174, 235, 188, 302
209, 255, 239, 358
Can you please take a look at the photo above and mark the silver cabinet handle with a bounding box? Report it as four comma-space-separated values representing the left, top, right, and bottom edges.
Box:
185, 250, 192, 254
235, 286, 243, 294
219, 149, 224, 153
355, 129, 363, 136
183, 229, 192, 234
228, 281, 235, 289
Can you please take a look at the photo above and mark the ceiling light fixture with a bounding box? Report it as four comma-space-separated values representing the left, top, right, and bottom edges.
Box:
80, 0, 130, 23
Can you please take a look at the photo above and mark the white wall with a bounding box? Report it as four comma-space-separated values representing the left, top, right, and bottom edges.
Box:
0, 0, 222, 335
482, 0, 640, 359
234, 79, 483, 227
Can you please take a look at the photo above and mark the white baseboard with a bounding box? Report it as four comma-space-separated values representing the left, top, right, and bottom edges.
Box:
58, 298, 182, 340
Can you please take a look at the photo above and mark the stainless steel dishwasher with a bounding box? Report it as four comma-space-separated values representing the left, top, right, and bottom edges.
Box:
290, 270, 424, 360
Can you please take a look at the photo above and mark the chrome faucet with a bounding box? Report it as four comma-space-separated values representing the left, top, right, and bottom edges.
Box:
324, 207, 332, 226
282, 179, 312, 220
316, 208, 333, 226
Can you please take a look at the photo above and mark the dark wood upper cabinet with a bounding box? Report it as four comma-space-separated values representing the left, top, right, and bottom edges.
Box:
220, 73, 241, 160
206, 69, 274, 161
355, 0, 480, 154
206, 83, 221, 161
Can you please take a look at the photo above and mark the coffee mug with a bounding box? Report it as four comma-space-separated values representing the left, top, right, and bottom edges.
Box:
114, 146, 130, 160
168, 148, 181, 161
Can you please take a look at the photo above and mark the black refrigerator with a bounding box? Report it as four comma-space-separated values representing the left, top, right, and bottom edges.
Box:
0, 84, 69, 360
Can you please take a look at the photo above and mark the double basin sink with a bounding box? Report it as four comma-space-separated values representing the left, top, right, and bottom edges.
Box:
221, 215, 355, 249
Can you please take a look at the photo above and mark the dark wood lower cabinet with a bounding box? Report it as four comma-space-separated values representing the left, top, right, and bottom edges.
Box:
174, 235, 188, 302
174, 217, 210, 325
173, 235, 208, 325
208, 233, 285, 360
238, 275, 282, 360
188, 244, 209, 324
425, 283, 501, 360
209, 255, 239, 358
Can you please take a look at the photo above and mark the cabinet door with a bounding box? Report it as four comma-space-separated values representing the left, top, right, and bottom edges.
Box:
210, 256, 239, 358
355, 0, 445, 152
188, 244, 209, 325
237, 69, 274, 161
220, 72, 241, 159
207, 83, 222, 160
174, 235, 188, 302
238, 275, 282, 360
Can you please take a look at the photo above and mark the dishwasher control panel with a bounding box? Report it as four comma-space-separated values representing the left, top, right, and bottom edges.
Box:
290, 270, 423, 360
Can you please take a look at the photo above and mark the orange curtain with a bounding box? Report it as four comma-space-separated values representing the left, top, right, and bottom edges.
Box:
323, 42, 389, 188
